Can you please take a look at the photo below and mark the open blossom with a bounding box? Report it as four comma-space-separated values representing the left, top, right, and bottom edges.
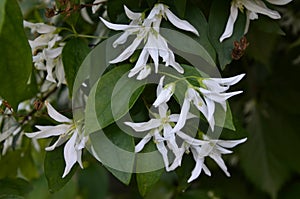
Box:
220, 0, 292, 42
100, 4, 199, 79
188, 135, 247, 182
125, 77, 196, 170
156, 74, 245, 132
25, 101, 87, 178
24, 21, 66, 86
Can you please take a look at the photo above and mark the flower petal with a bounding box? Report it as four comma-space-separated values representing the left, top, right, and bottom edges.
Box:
45, 101, 72, 123
220, 4, 239, 42
209, 153, 230, 177
110, 37, 143, 64
125, 119, 161, 132
135, 132, 152, 152
171, 97, 190, 133
25, 124, 70, 139
177, 131, 207, 146
100, 17, 133, 31
165, 8, 199, 36
208, 74, 245, 86
62, 131, 78, 178
266, 0, 292, 5
45, 135, 69, 151
124, 5, 142, 20
243, 0, 281, 19
217, 138, 247, 148
188, 150, 205, 183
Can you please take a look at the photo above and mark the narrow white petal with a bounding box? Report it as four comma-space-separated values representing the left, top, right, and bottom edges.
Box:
146, 34, 160, 72
124, 5, 142, 20
112, 32, 131, 48
62, 131, 78, 178
45, 101, 72, 123
25, 124, 70, 139
128, 48, 149, 78
203, 97, 215, 131
136, 65, 151, 80
100, 17, 132, 31
165, 9, 199, 36
125, 119, 161, 132
169, 147, 185, 171
220, 5, 239, 42
217, 138, 247, 148
209, 153, 230, 177
177, 131, 207, 146
266, 0, 292, 5
158, 102, 168, 118
244, 11, 251, 34
154, 131, 170, 171
135, 133, 152, 152
55, 58, 66, 87
203, 79, 229, 93
200, 88, 243, 103
165, 51, 184, 73
156, 76, 165, 96
202, 163, 211, 176
171, 97, 190, 133
43, 47, 63, 59
208, 74, 245, 86
243, 0, 281, 19
110, 37, 143, 64
45, 135, 69, 151
188, 156, 205, 183
153, 83, 175, 107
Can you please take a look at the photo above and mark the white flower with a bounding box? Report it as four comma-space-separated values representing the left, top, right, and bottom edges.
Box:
153, 76, 175, 107
172, 74, 244, 132
25, 101, 87, 178
220, 0, 292, 42
100, 4, 198, 79
188, 135, 247, 182
24, 20, 56, 34
24, 21, 66, 86
125, 78, 195, 170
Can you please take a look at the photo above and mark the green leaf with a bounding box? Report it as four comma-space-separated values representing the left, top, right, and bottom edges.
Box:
175, 190, 211, 199
251, 15, 285, 36
240, 108, 290, 199
161, 28, 216, 68
214, 103, 235, 131
0, 0, 34, 109
78, 163, 109, 199
62, 38, 90, 96
208, 0, 246, 69
278, 182, 300, 199
0, 178, 32, 198
107, 0, 136, 22
0, 151, 22, 178
19, 146, 39, 180
174, 0, 187, 18
85, 64, 145, 134
184, 4, 216, 62
90, 124, 135, 185
44, 140, 78, 193
136, 142, 164, 196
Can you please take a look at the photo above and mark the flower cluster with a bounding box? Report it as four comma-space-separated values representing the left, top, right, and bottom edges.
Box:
100, 4, 199, 79
126, 75, 246, 181
25, 101, 87, 177
24, 21, 66, 87
220, 0, 292, 42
